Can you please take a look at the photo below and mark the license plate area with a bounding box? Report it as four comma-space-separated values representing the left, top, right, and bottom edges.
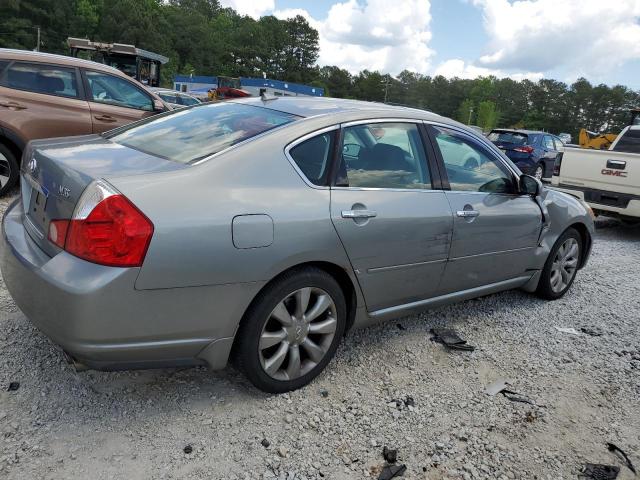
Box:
24, 176, 48, 233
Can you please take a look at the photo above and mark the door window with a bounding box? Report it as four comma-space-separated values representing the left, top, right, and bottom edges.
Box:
85, 71, 153, 111
0, 62, 78, 98
543, 135, 555, 149
434, 128, 515, 193
553, 137, 564, 150
288, 131, 336, 186
158, 92, 178, 104
337, 123, 431, 189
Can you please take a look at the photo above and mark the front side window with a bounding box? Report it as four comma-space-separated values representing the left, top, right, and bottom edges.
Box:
289, 131, 335, 186
108, 102, 298, 164
543, 135, 555, 149
434, 128, 515, 194
337, 122, 431, 189
85, 71, 153, 111
1, 62, 78, 98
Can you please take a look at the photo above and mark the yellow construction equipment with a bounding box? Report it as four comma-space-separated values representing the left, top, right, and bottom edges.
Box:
578, 129, 619, 150
577, 108, 640, 149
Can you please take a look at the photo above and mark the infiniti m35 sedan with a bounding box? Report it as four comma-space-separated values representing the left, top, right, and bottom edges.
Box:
1, 97, 594, 392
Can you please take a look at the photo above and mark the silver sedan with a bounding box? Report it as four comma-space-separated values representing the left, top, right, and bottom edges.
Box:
1, 97, 594, 392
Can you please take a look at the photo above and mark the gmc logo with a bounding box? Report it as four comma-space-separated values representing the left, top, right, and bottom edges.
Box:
601, 169, 628, 178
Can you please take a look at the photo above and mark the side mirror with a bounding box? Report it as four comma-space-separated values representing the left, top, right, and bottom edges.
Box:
343, 143, 361, 157
519, 174, 542, 196
153, 99, 166, 112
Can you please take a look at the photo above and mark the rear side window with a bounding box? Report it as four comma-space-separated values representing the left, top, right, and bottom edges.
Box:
178, 94, 199, 106
487, 131, 528, 145
109, 102, 298, 164
0, 62, 78, 98
0, 60, 9, 75
543, 135, 555, 149
85, 71, 153, 111
158, 92, 177, 104
612, 129, 640, 154
289, 131, 336, 186
337, 123, 431, 189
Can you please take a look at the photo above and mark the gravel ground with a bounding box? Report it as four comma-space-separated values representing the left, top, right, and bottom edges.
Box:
0, 192, 638, 480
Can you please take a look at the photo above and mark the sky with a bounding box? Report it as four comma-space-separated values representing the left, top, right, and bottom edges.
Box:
218, 0, 640, 89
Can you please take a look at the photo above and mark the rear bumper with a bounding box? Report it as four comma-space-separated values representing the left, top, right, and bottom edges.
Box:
552, 183, 640, 219
0, 201, 262, 370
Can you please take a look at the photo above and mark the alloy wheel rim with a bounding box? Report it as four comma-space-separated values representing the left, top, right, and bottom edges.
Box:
0, 151, 10, 188
534, 166, 543, 180
550, 238, 579, 293
259, 287, 337, 381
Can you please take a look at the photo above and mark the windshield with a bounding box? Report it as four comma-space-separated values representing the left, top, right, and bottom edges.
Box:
488, 131, 528, 145
109, 102, 298, 163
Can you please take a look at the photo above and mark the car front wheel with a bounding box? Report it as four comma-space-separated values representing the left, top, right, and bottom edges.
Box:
536, 228, 582, 300
234, 267, 347, 393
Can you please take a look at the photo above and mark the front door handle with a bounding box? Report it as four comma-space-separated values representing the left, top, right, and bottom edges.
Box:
94, 114, 117, 122
0, 101, 27, 110
342, 209, 377, 219
456, 210, 479, 218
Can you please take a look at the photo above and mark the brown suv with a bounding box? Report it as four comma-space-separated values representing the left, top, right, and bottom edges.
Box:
0, 49, 168, 195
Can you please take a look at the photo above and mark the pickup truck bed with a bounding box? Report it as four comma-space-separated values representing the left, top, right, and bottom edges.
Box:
551, 126, 640, 221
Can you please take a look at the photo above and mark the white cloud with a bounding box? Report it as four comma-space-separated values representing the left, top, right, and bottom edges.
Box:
275, 0, 435, 75
219, 0, 274, 19
434, 58, 543, 81
473, 0, 640, 81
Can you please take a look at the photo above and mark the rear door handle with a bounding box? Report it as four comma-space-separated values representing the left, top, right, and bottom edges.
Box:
94, 114, 117, 122
456, 210, 479, 218
342, 209, 377, 219
0, 101, 27, 110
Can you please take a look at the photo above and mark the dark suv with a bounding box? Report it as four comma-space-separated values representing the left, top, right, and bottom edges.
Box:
0, 49, 168, 196
487, 129, 564, 180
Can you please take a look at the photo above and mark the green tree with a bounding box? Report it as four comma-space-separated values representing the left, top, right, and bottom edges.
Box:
457, 98, 475, 125
476, 100, 499, 131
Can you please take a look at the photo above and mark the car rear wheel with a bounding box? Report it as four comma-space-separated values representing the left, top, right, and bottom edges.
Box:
536, 228, 582, 300
234, 267, 347, 393
0, 144, 19, 197
534, 163, 544, 180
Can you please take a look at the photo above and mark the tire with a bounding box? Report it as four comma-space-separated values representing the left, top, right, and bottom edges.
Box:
536, 228, 582, 300
234, 267, 347, 393
0, 143, 19, 197
534, 163, 544, 180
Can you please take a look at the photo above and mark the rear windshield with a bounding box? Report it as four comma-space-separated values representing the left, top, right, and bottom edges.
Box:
612, 128, 640, 154
487, 131, 528, 145
108, 102, 299, 163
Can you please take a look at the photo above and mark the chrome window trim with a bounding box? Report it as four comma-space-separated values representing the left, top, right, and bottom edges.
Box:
283, 125, 340, 190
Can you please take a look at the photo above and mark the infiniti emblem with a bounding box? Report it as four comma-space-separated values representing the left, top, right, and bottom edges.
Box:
27, 157, 37, 174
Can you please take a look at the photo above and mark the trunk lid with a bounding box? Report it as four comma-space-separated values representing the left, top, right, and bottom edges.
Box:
21, 134, 187, 257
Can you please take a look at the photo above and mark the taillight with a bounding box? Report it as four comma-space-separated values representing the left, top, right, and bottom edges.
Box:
514, 145, 534, 153
553, 154, 563, 176
48, 181, 153, 267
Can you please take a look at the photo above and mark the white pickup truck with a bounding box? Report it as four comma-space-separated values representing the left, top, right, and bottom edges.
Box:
552, 125, 640, 222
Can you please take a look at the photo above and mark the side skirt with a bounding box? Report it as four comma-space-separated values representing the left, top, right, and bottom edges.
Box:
358, 275, 533, 326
